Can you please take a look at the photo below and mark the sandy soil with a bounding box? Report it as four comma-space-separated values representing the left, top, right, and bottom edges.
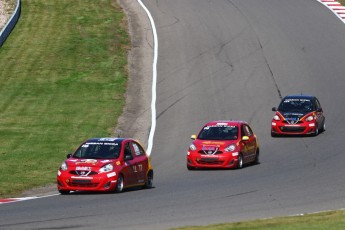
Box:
0, 0, 15, 30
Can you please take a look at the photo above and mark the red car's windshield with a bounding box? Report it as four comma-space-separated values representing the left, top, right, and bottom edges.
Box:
198, 126, 238, 140
73, 142, 121, 159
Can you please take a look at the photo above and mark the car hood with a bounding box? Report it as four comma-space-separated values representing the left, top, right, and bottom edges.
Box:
66, 158, 116, 168
280, 111, 307, 120
194, 139, 237, 149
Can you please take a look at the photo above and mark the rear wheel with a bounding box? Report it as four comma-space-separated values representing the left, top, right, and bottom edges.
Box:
237, 154, 243, 169
115, 174, 124, 193
144, 170, 153, 189
254, 148, 260, 165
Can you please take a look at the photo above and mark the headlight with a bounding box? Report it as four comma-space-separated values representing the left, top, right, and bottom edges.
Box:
60, 161, 68, 171
99, 164, 114, 173
225, 144, 236, 152
305, 115, 315, 122
189, 143, 197, 151
273, 115, 280, 121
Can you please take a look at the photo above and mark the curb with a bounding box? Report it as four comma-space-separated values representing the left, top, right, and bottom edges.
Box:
318, 0, 345, 23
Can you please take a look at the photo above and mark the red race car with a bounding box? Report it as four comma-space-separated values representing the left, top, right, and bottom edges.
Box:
271, 94, 325, 137
57, 138, 153, 194
187, 120, 259, 170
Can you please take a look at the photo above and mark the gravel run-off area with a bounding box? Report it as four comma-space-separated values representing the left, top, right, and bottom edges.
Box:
0, 0, 16, 31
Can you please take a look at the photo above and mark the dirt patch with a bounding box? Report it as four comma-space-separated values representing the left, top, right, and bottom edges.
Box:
0, 0, 16, 30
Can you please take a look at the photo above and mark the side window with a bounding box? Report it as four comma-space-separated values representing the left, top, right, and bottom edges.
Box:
241, 125, 248, 137
315, 98, 321, 110
124, 142, 133, 161
244, 125, 253, 137
132, 142, 145, 156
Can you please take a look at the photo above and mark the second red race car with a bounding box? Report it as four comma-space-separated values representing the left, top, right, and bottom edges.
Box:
187, 120, 259, 170
271, 94, 325, 137
57, 137, 153, 194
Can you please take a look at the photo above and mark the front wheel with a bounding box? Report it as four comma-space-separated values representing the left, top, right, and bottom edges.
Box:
237, 154, 243, 169
115, 174, 124, 193
321, 120, 326, 132
187, 165, 195, 170
271, 131, 278, 137
313, 124, 319, 136
58, 189, 70, 195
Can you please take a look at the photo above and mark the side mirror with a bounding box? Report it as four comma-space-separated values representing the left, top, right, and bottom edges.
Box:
191, 134, 197, 140
67, 153, 72, 159
242, 136, 249, 141
272, 107, 277, 111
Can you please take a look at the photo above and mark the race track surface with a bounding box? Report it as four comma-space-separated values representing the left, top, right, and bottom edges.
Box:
1, 0, 345, 229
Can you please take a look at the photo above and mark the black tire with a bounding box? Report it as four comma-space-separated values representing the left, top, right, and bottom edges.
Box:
58, 189, 70, 195
313, 124, 319, 136
187, 165, 195, 170
237, 154, 243, 169
254, 148, 260, 165
321, 120, 326, 132
144, 170, 153, 189
271, 131, 278, 137
115, 174, 124, 193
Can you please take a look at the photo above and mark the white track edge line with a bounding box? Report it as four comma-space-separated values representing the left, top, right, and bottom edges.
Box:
137, 0, 158, 156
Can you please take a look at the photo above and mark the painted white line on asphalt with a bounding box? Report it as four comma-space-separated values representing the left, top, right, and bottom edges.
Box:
0, 194, 58, 205
137, 0, 158, 156
317, 0, 345, 23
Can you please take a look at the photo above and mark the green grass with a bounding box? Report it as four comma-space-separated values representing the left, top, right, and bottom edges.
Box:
0, 0, 129, 197
172, 210, 345, 230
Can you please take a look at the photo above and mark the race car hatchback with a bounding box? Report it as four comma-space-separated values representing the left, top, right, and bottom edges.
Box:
57, 138, 153, 194
271, 94, 325, 136
187, 120, 259, 170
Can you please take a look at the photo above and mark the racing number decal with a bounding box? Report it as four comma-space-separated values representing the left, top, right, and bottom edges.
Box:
132, 164, 143, 173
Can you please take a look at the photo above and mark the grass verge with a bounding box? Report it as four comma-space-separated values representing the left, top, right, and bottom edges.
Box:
0, 0, 129, 197
172, 210, 345, 230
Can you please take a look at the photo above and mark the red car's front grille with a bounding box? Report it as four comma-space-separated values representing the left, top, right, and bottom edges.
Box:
69, 171, 98, 176
199, 158, 223, 165
282, 120, 303, 124
280, 126, 306, 133
68, 179, 99, 188
198, 150, 223, 155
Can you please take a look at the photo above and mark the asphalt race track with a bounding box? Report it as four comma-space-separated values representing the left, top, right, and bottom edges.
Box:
1, 0, 345, 229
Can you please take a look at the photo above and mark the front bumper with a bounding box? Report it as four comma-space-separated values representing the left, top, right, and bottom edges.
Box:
187, 152, 238, 169
271, 121, 316, 135
57, 170, 118, 192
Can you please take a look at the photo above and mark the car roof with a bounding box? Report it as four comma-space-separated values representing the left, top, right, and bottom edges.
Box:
283, 94, 316, 100
204, 120, 248, 126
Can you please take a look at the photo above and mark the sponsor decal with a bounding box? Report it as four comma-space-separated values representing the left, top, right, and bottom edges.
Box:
99, 138, 118, 142
76, 166, 91, 171
202, 141, 224, 145
71, 176, 93, 179
76, 159, 98, 164
101, 160, 111, 163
